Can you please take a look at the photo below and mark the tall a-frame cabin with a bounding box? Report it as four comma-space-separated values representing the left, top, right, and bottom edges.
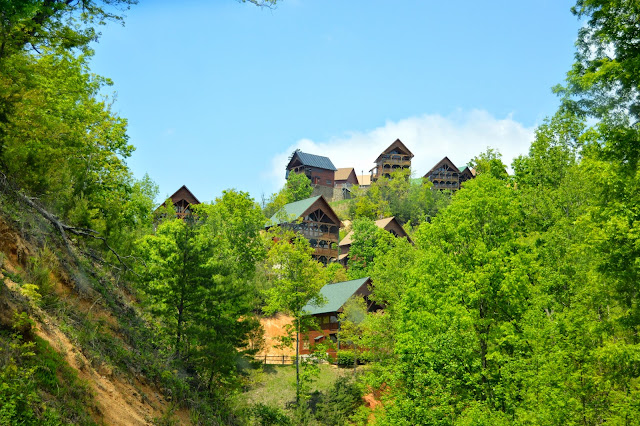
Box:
424, 157, 476, 191
160, 185, 200, 219
370, 139, 414, 181
267, 195, 342, 264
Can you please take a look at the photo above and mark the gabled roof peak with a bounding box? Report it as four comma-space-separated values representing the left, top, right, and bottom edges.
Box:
267, 195, 342, 228
168, 185, 200, 205
375, 139, 414, 163
425, 156, 461, 176
302, 277, 371, 315
335, 168, 356, 180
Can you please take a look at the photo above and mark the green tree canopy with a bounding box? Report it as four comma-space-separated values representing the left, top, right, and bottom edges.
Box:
557, 0, 640, 120
263, 171, 314, 218
349, 169, 450, 226
263, 227, 327, 405
468, 147, 508, 180
136, 192, 266, 390
0, 0, 136, 62
346, 218, 396, 280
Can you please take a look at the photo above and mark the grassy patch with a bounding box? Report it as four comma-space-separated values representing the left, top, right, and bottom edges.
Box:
242, 363, 348, 409
329, 199, 353, 221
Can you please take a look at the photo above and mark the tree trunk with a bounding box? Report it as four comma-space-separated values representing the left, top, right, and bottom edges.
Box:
296, 317, 300, 406
176, 299, 183, 357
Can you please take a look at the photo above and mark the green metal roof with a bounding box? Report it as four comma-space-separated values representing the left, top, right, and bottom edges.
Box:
268, 196, 321, 226
302, 277, 370, 315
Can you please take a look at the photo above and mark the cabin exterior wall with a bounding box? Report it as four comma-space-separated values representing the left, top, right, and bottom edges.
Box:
289, 167, 335, 187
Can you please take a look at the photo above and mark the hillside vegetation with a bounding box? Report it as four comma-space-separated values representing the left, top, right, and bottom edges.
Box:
2, 1, 640, 425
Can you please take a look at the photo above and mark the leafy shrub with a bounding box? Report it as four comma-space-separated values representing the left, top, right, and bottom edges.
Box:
336, 350, 355, 367
0, 332, 39, 424
337, 349, 371, 367
314, 376, 363, 425
0, 315, 96, 426
250, 403, 292, 425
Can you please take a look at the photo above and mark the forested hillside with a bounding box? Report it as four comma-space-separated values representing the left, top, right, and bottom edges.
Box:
1, 0, 639, 425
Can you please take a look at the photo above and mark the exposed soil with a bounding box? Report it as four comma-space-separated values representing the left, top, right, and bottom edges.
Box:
0, 218, 190, 425
257, 313, 296, 360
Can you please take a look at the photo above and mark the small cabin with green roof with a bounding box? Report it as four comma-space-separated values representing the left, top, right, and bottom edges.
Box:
299, 277, 374, 356
267, 195, 342, 265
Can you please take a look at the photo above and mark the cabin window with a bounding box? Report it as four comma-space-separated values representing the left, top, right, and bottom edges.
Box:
326, 179, 331, 185
303, 341, 310, 350
329, 315, 338, 323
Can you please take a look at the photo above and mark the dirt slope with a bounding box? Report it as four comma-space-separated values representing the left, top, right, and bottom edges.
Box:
0, 217, 190, 425
258, 313, 296, 361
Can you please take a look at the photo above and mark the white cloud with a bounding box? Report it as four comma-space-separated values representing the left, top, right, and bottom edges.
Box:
265, 109, 535, 190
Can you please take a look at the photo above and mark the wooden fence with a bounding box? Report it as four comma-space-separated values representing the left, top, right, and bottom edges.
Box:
256, 354, 297, 365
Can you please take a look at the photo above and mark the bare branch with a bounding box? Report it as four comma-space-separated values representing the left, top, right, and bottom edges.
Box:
0, 171, 135, 274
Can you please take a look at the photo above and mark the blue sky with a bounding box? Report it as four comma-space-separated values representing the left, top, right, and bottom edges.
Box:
90, 0, 581, 204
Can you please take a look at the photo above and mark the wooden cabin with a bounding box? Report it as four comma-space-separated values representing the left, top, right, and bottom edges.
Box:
286, 150, 337, 188
157, 185, 200, 219
459, 165, 476, 184
424, 157, 476, 191
267, 195, 342, 265
334, 168, 359, 187
338, 217, 411, 265
334, 168, 359, 200
370, 139, 413, 181
299, 277, 375, 357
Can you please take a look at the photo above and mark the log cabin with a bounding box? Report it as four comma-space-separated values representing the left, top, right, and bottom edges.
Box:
334, 168, 359, 187
299, 277, 375, 357
156, 185, 200, 219
286, 150, 337, 188
370, 139, 413, 181
267, 195, 342, 265
424, 156, 476, 191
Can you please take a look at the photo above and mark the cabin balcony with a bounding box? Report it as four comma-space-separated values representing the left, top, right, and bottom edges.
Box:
312, 247, 339, 258
380, 160, 411, 168
304, 232, 339, 243
380, 154, 411, 162
431, 172, 459, 179
432, 180, 460, 190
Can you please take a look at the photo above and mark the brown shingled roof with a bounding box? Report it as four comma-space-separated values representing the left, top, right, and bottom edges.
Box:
339, 216, 408, 246
357, 174, 371, 186
374, 139, 414, 163
335, 168, 355, 181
